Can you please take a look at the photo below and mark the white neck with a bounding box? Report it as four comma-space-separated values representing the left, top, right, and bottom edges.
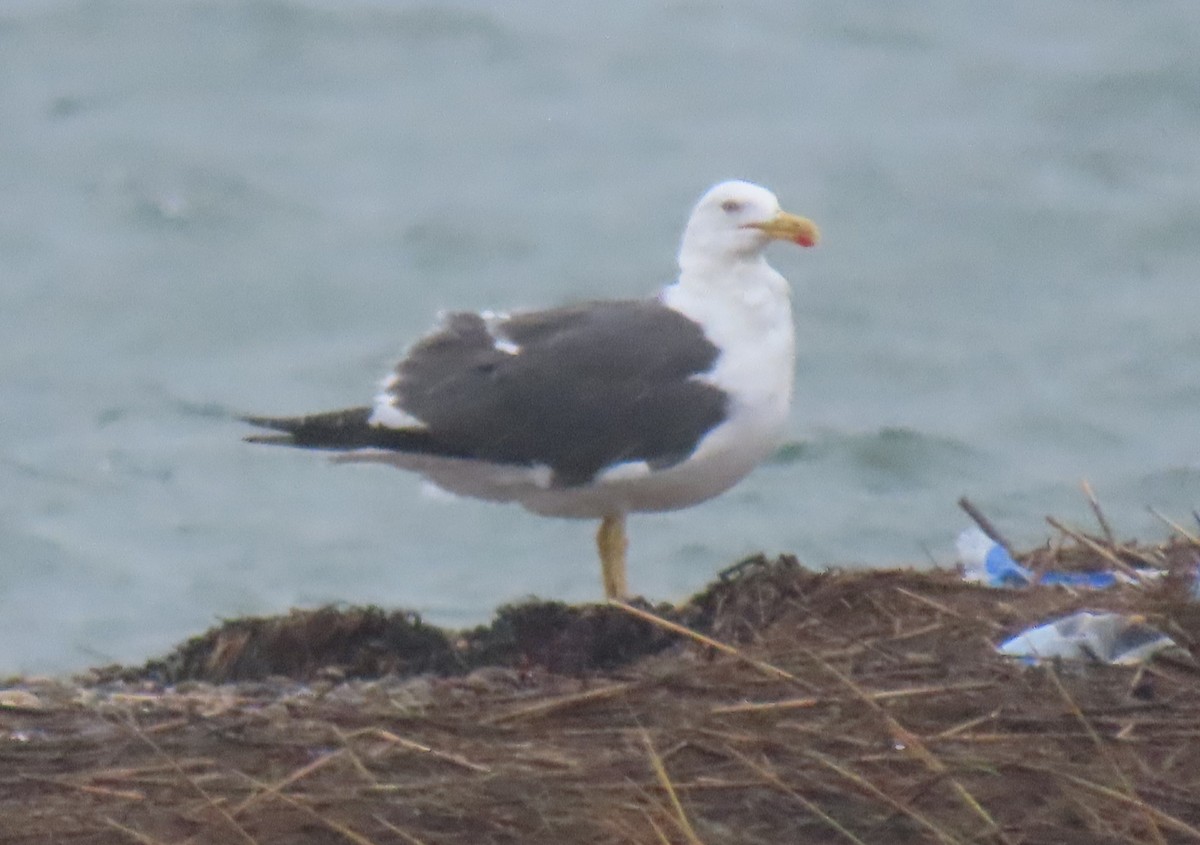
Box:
659, 252, 797, 474
679, 249, 754, 281
662, 254, 794, 366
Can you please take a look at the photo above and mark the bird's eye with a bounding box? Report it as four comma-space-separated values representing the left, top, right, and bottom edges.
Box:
720, 199, 742, 214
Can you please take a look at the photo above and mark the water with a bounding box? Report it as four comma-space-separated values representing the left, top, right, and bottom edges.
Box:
3, 0, 1199, 674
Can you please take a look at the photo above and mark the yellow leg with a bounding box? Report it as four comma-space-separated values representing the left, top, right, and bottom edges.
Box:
596, 514, 629, 600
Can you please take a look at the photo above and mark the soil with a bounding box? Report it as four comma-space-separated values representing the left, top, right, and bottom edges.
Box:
3, 535, 1200, 844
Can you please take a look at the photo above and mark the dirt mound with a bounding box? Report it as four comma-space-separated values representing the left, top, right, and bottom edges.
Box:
104, 555, 816, 685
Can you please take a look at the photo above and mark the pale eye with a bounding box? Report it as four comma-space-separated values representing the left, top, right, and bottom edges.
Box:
720, 199, 742, 214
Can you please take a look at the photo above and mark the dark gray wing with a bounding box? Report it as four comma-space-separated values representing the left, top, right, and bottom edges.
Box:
387, 299, 728, 486
243, 300, 729, 487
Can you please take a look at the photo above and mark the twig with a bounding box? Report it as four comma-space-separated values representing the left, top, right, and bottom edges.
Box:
1024, 766, 1200, 842
236, 772, 380, 845
957, 497, 1013, 550
360, 728, 491, 773
1081, 480, 1116, 546
712, 681, 992, 715
119, 714, 259, 845
641, 810, 674, 845
929, 710, 1001, 740
484, 682, 636, 725
104, 818, 168, 845
1147, 507, 1200, 550
143, 717, 191, 735
1045, 667, 1167, 845
609, 600, 809, 688
880, 620, 951, 644
372, 815, 432, 845
75, 759, 217, 781
21, 774, 145, 802
891, 587, 965, 619
799, 648, 1010, 843
891, 587, 1004, 631
230, 749, 345, 816
804, 750, 965, 845
643, 731, 705, 845
722, 744, 870, 845
333, 727, 380, 784
1045, 517, 1152, 580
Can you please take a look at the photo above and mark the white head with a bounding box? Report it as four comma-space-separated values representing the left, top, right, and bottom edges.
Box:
678, 180, 818, 271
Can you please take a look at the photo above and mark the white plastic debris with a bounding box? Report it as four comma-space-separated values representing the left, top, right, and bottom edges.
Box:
997, 611, 1179, 665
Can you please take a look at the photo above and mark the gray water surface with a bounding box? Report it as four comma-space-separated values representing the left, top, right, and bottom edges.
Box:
3, 1, 1199, 673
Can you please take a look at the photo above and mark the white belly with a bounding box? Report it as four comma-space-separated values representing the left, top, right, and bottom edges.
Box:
338, 396, 787, 520
518, 396, 790, 517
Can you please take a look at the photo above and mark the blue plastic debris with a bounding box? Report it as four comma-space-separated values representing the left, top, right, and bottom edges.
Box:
956, 527, 1137, 590
955, 527, 1033, 587
1037, 570, 1120, 589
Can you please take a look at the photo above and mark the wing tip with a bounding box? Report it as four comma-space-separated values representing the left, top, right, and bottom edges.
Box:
240, 413, 295, 431
242, 432, 296, 445
239, 406, 379, 450
241, 415, 300, 446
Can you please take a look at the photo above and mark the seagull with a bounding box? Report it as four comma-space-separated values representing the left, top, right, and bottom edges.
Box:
243, 180, 818, 599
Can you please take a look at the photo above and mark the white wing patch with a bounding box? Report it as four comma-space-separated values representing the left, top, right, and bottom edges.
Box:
368, 396, 425, 429
493, 337, 520, 355
369, 368, 424, 429
595, 460, 653, 484
481, 309, 521, 356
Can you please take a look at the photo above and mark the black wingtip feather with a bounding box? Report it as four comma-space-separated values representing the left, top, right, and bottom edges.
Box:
240, 407, 380, 450
242, 433, 298, 446
240, 414, 301, 433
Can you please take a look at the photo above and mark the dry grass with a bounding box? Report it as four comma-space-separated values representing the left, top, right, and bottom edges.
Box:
3, 504, 1200, 844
